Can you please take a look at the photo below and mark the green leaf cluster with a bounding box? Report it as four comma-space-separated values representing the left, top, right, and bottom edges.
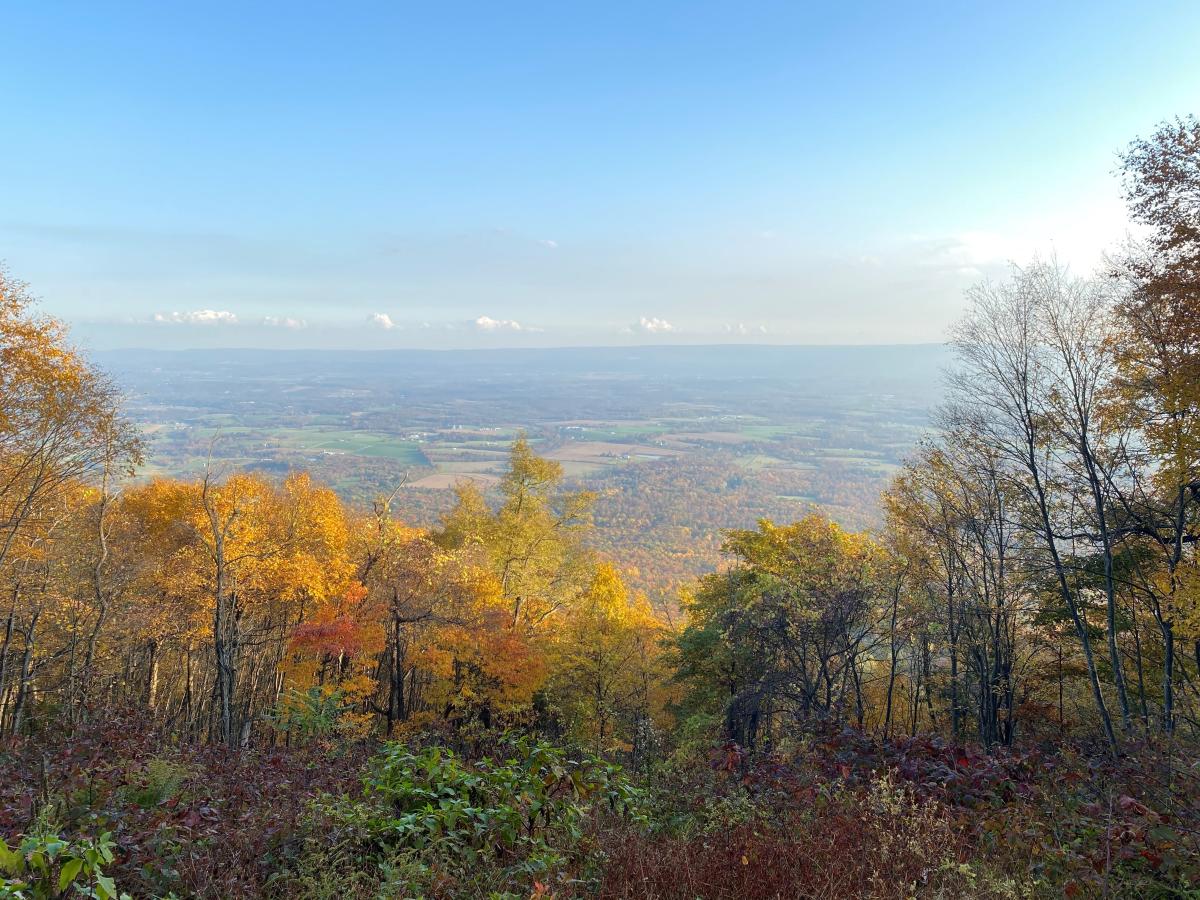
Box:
0, 832, 129, 900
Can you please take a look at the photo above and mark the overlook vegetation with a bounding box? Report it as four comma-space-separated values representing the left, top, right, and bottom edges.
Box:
1, 117, 1200, 898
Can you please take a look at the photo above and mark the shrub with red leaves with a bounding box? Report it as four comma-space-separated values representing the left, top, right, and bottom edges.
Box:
594, 724, 1200, 899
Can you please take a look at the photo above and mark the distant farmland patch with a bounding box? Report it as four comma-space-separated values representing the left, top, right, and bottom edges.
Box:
408, 472, 501, 490
546, 440, 684, 463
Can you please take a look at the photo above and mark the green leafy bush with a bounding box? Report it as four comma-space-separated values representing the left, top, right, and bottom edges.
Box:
368, 737, 640, 851
286, 735, 645, 896
0, 831, 129, 900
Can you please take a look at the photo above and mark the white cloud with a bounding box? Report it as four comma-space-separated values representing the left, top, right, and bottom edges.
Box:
262, 315, 307, 329
633, 316, 674, 334
368, 312, 397, 330
474, 315, 523, 332
538, 239, 559, 249
153, 309, 238, 325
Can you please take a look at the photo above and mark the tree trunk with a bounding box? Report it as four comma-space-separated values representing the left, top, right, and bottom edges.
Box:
1163, 621, 1175, 734
10, 613, 40, 736
883, 579, 901, 739
145, 639, 160, 711
1083, 450, 1133, 732
1029, 457, 1118, 752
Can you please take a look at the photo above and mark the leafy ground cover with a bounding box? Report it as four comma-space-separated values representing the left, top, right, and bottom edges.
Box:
606, 727, 1200, 898
0, 711, 369, 898
3, 713, 1198, 898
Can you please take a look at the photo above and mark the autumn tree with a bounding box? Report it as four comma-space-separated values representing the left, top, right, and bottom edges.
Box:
885, 437, 1048, 747
438, 436, 595, 634
0, 270, 139, 571
675, 515, 881, 749
947, 262, 1123, 750
0, 270, 139, 735
547, 563, 666, 757
1105, 115, 1200, 732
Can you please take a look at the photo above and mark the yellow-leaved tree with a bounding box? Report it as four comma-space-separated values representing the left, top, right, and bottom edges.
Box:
547, 563, 668, 759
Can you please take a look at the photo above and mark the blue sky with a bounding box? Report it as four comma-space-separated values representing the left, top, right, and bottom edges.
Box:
3, 1, 1199, 349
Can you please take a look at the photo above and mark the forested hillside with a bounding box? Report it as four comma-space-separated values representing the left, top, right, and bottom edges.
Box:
1, 117, 1199, 898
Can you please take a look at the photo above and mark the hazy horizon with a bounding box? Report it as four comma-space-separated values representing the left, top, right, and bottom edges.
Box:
87, 339, 948, 353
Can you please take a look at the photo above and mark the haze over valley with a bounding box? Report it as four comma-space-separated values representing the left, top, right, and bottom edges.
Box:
103, 343, 946, 603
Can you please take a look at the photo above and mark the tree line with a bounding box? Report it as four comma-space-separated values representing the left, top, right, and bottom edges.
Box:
1, 116, 1197, 759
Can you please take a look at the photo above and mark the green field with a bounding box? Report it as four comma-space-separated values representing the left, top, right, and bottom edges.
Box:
271, 429, 428, 463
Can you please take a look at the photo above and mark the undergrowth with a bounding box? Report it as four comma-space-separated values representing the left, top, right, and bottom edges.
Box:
2, 713, 1198, 898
